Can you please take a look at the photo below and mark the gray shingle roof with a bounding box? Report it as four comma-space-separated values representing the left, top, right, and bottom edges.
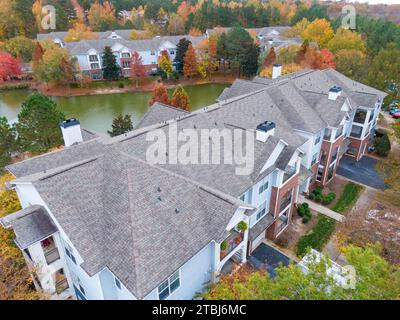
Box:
135, 103, 189, 129
30, 150, 241, 298
0, 205, 57, 249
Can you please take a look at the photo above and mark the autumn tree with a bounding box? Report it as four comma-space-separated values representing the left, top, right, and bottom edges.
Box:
327, 28, 366, 54
167, 13, 185, 35
171, 85, 190, 111
130, 51, 146, 88
32, 42, 44, 72
283, 18, 310, 37
88, 1, 116, 32
102, 46, 121, 80
262, 47, 276, 68
302, 18, 334, 48
64, 23, 98, 42
15, 93, 65, 153
107, 114, 133, 137
183, 43, 198, 79
319, 48, 336, 69
149, 82, 170, 106
203, 244, 400, 300
0, 51, 21, 81
0, 36, 35, 62
295, 39, 309, 64
335, 49, 367, 81
158, 50, 173, 79
35, 47, 76, 84
188, 27, 203, 36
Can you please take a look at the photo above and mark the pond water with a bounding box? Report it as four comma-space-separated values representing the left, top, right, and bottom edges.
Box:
0, 83, 228, 133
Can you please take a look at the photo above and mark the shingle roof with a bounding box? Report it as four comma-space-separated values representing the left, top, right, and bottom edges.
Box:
135, 102, 189, 129
0, 205, 57, 249
30, 150, 241, 298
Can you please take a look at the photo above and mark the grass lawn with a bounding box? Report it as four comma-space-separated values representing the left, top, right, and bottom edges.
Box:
296, 181, 364, 257
331, 182, 364, 213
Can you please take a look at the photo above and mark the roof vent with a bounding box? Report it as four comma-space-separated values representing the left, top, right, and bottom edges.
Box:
328, 86, 342, 101
272, 64, 282, 79
256, 121, 276, 143
175, 208, 179, 214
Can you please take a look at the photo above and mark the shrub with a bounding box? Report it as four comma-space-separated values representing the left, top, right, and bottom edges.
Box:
237, 221, 248, 232
315, 194, 323, 203
297, 203, 312, 223
322, 192, 336, 205
296, 216, 336, 257
375, 134, 391, 156
220, 240, 227, 251
312, 187, 323, 196
118, 82, 125, 88
308, 193, 315, 200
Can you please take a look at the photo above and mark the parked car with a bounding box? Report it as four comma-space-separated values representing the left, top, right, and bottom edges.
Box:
389, 107, 399, 115
392, 112, 400, 119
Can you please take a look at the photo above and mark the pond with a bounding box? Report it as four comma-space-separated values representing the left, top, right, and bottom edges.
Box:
0, 83, 228, 134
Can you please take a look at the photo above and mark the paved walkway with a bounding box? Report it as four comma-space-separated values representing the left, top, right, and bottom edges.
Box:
298, 195, 345, 222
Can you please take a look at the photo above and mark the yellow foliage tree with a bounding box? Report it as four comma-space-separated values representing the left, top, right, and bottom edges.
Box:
64, 23, 98, 42
283, 18, 310, 38
88, 1, 116, 32
327, 28, 366, 54
259, 63, 304, 78
302, 18, 334, 48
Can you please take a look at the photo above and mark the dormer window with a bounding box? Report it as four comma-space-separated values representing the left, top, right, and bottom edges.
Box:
121, 52, 131, 58
89, 55, 98, 62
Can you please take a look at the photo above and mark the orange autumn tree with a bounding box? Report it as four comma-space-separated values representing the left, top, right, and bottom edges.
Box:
130, 51, 147, 88
188, 27, 203, 36
171, 85, 190, 111
263, 47, 276, 68
88, 1, 116, 31
183, 43, 198, 79
149, 82, 170, 106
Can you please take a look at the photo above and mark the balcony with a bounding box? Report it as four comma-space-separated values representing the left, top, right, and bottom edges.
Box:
220, 230, 243, 260
276, 213, 289, 235
353, 110, 367, 124
41, 236, 60, 265
55, 269, 69, 294
283, 165, 296, 183
323, 129, 331, 141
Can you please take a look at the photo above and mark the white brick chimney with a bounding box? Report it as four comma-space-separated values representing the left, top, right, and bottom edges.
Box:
328, 86, 342, 101
60, 119, 83, 147
272, 64, 282, 79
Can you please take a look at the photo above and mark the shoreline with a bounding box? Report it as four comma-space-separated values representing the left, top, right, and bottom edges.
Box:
0, 76, 235, 98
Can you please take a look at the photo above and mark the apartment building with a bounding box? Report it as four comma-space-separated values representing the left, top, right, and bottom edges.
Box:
37, 31, 206, 79
0, 68, 385, 300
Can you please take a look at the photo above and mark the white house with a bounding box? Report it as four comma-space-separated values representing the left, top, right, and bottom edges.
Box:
1, 68, 385, 300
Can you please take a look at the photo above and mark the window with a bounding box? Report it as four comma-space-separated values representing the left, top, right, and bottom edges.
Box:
256, 203, 266, 221
335, 126, 343, 139
115, 277, 121, 290
158, 270, 180, 300
121, 52, 130, 58
323, 128, 331, 140
316, 166, 323, 182
314, 134, 321, 145
65, 247, 77, 264
258, 180, 269, 194
122, 61, 131, 68
169, 50, 175, 55
350, 125, 363, 138
89, 55, 98, 62
280, 189, 292, 212
150, 51, 156, 55
311, 153, 318, 166
90, 63, 100, 69
331, 147, 339, 164
239, 194, 245, 202
353, 109, 367, 124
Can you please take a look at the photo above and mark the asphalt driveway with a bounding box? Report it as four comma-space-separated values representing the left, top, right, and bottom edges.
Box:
337, 156, 387, 189
248, 243, 293, 277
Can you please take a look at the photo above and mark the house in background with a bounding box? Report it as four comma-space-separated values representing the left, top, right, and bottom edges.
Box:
0, 68, 385, 300
37, 31, 206, 79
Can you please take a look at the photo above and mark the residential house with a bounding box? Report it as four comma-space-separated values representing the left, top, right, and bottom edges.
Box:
37, 32, 206, 79
1, 67, 385, 300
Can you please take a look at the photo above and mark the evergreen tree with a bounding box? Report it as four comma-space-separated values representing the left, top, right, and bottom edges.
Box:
149, 82, 170, 106
107, 114, 133, 137
242, 44, 260, 77
15, 93, 65, 152
174, 38, 192, 73
171, 85, 190, 111
102, 46, 121, 80
0, 116, 17, 172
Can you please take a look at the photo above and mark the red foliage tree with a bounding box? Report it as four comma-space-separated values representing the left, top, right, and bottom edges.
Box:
263, 47, 276, 68
149, 82, 170, 106
0, 51, 22, 81
130, 51, 147, 87
319, 48, 336, 69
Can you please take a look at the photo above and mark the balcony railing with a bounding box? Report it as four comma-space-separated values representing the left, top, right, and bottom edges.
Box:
283, 166, 296, 183
276, 215, 288, 234
220, 230, 243, 260
55, 278, 69, 294
44, 247, 60, 265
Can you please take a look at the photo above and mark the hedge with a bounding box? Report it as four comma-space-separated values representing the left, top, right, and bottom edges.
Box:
296, 216, 336, 257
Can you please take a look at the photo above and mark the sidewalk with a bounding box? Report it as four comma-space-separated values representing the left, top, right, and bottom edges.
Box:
298, 195, 345, 222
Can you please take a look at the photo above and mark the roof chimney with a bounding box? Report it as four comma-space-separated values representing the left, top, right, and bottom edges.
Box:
60, 119, 83, 147
328, 86, 342, 101
272, 64, 282, 79
256, 121, 276, 142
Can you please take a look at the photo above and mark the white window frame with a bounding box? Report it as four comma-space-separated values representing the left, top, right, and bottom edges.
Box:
256, 202, 267, 222
311, 153, 318, 166
89, 54, 98, 62
258, 180, 269, 194
158, 270, 180, 300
